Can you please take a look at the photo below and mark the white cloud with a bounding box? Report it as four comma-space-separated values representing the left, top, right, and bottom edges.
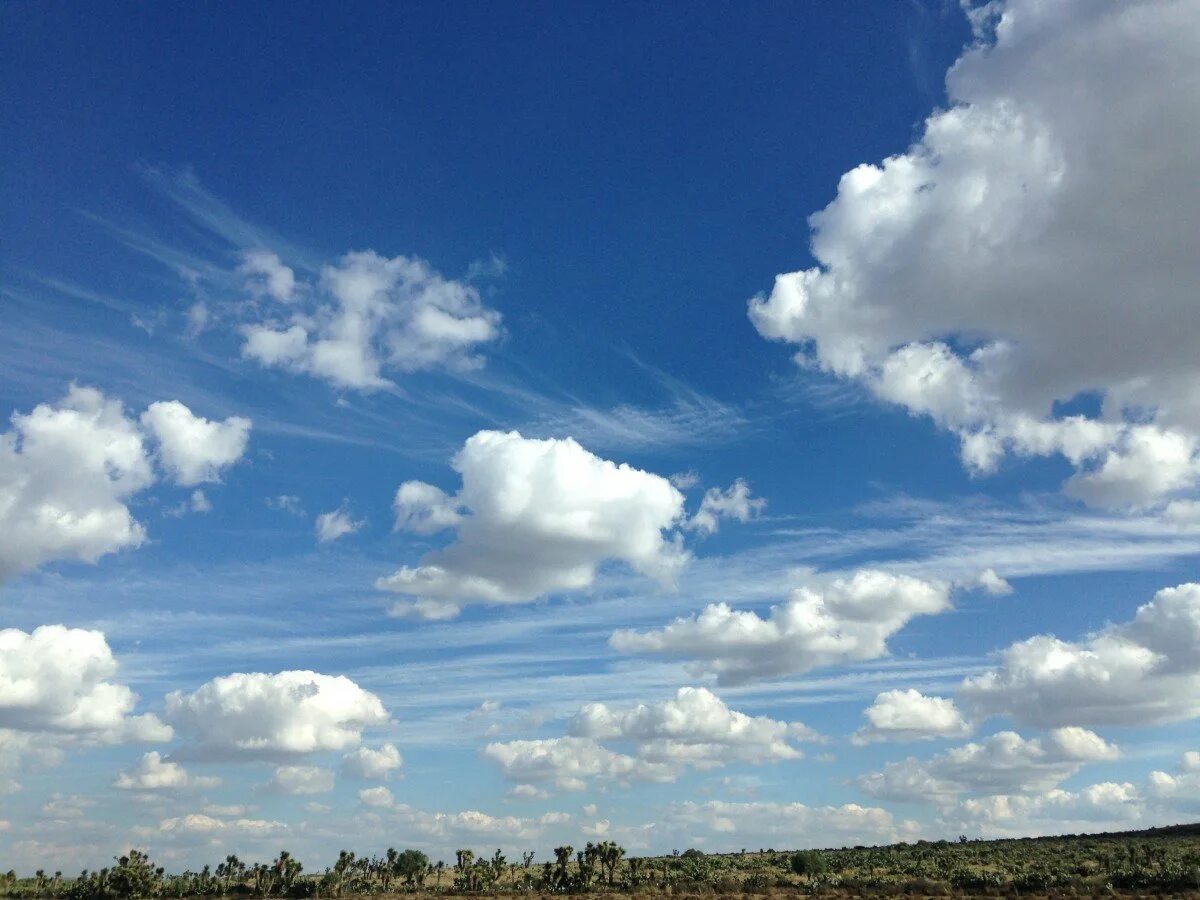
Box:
947, 782, 1144, 837
0, 387, 152, 580
342, 742, 403, 780
114, 751, 220, 791
568, 686, 815, 768
392, 481, 463, 535
853, 690, 973, 745
482, 737, 673, 793
748, 0, 1200, 511
611, 569, 950, 685
359, 786, 394, 808
487, 688, 815, 795
686, 479, 766, 535
972, 568, 1013, 596
240, 249, 501, 390
0, 625, 171, 743
959, 582, 1200, 727
0, 387, 250, 581
263, 765, 334, 795
315, 507, 363, 544
857, 728, 1117, 804
266, 494, 305, 516
240, 249, 297, 303
379, 430, 688, 619
164, 670, 388, 759
159, 813, 286, 836
140, 401, 251, 486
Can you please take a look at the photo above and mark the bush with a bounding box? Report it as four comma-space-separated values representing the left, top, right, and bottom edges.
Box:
789, 852, 828, 877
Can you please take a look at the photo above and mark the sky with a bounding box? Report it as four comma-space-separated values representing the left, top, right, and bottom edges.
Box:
2, 0, 1200, 874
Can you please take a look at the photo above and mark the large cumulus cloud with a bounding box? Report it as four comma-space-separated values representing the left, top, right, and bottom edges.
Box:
750, 0, 1200, 510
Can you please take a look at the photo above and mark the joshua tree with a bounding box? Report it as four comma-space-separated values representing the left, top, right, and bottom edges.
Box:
597, 842, 625, 885
552, 846, 573, 891
488, 850, 506, 885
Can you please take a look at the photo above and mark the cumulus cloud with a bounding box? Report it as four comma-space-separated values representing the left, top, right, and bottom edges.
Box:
240, 249, 501, 390
482, 737, 673, 793
0, 626, 171, 743
486, 688, 815, 795
0, 387, 249, 581
748, 0, 1200, 511
140, 401, 251, 486
959, 582, 1200, 727
164, 670, 388, 759
1145, 750, 1200, 815
853, 690, 973, 745
379, 430, 688, 619
568, 686, 817, 768
240, 250, 297, 303
342, 743, 403, 780
358, 786, 395, 808
315, 507, 363, 544
946, 782, 1144, 837
686, 479, 766, 535
158, 813, 286, 836
114, 751, 219, 791
857, 728, 1117, 804
263, 765, 335, 795
611, 569, 949, 685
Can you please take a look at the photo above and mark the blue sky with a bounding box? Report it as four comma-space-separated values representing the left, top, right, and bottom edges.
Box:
3, 0, 1200, 873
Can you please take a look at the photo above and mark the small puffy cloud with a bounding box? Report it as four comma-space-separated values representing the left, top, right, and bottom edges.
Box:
379, 430, 688, 619
857, 728, 1118, 804
159, 813, 286, 836
240, 250, 297, 303
482, 737, 673, 793
392, 481, 463, 534
140, 401, 251, 486
0, 625, 171, 743
853, 690, 973, 745
972, 568, 1013, 596
611, 569, 949, 685
568, 686, 815, 768
263, 765, 334, 795
686, 479, 766, 535
164, 670, 388, 759
315, 507, 363, 544
748, 0, 1200, 511
267, 494, 305, 516
959, 582, 1200, 727
240, 249, 501, 390
114, 752, 219, 791
1145, 750, 1200, 816
342, 743, 403, 780
0, 387, 250, 581
359, 786, 394, 808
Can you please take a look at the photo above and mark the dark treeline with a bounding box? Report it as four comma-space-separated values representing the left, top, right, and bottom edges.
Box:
4, 827, 1200, 899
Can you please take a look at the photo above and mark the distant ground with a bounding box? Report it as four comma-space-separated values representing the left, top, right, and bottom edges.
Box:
3, 824, 1200, 898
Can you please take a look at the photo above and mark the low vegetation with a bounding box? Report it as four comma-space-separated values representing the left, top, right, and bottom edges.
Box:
3, 825, 1200, 898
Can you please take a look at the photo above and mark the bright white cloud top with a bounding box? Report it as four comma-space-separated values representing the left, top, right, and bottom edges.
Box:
0, 387, 249, 581
163, 671, 388, 758
240, 250, 502, 390
750, 0, 1200, 511
959, 581, 1200, 727
611, 570, 950, 684
380, 430, 689, 619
